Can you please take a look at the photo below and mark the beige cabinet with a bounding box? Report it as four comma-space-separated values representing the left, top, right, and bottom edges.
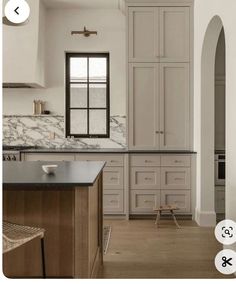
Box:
75, 153, 125, 215
104, 190, 124, 213
128, 63, 190, 150
130, 190, 160, 213
160, 63, 190, 150
128, 6, 190, 62
161, 167, 191, 190
131, 167, 161, 190
129, 154, 192, 215
160, 190, 190, 213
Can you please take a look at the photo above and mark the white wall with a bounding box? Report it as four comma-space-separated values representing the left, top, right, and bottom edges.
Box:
194, 0, 236, 242
3, 7, 126, 116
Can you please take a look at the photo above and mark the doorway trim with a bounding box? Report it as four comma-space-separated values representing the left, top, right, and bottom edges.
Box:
195, 16, 224, 226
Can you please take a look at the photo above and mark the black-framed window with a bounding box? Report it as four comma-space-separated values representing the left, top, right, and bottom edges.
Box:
65, 53, 110, 138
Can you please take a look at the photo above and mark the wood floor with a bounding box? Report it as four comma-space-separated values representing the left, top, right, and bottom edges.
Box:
98, 219, 233, 279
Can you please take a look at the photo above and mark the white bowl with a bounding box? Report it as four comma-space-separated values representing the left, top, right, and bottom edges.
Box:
42, 164, 58, 174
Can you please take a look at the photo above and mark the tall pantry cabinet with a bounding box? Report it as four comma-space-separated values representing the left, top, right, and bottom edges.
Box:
127, 1, 193, 150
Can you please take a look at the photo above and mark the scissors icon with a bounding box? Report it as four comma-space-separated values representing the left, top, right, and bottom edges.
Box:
222, 226, 233, 238
222, 256, 233, 267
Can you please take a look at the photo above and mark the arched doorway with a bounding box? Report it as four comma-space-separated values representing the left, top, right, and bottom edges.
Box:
196, 16, 225, 226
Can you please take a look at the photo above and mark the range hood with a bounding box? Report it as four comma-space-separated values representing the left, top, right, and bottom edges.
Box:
3, 0, 45, 89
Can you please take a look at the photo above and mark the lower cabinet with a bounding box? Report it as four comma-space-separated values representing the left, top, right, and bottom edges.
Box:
129, 154, 192, 215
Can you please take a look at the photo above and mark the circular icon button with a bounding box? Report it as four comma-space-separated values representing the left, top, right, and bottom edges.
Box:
4, 0, 30, 24
215, 249, 236, 275
215, 219, 236, 245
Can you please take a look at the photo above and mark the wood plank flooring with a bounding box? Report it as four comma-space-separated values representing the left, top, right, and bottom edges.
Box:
98, 219, 233, 279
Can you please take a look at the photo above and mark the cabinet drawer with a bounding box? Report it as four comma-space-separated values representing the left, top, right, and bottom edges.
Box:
130, 190, 160, 213
24, 153, 75, 161
160, 190, 191, 213
130, 155, 161, 167
161, 167, 190, 189
75, 154, 124, 167
103, 190, 124, 214
161, 155, 190, 167
103, 167, 124, 190
131, 167, 161, 190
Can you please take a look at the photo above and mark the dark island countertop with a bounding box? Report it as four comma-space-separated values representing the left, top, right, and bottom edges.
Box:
3, 161, 106, 186
20, 147, 197, 154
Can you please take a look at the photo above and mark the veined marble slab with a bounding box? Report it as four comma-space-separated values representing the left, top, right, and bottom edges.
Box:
3, 115, 127, 149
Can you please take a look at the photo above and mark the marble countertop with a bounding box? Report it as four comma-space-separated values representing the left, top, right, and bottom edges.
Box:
3, 161, 106, 186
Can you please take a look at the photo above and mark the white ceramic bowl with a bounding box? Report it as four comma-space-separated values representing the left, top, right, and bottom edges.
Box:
42, 164, 58, 174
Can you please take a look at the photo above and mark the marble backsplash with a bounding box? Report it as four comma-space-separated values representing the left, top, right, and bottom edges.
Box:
3, 115, 127, 149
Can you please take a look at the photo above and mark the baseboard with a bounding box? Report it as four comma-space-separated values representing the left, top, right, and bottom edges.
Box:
129, 214, 192, 220
195, 208, 216, 227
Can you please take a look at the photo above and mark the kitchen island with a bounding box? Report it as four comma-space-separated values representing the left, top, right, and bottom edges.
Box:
3, 161, 105, 278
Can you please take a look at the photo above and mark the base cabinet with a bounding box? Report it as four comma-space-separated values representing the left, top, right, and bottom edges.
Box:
130, 154, 192, 215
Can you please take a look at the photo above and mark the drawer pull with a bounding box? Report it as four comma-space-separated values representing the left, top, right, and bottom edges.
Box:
110, 177, 118, 180
145, 160, 152, 163
110, 160, 118, 163
145, 177, 152, 180
175, 177, 184, 181
109, 200, 118, 203
174, 160, 182, 163
144, 200, 152, 203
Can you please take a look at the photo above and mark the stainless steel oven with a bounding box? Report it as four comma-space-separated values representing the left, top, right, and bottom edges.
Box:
215, 154, 225, 186
3, 146, 37, 161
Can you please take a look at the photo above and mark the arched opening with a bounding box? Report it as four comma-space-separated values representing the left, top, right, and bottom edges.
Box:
197, 16, 225, 226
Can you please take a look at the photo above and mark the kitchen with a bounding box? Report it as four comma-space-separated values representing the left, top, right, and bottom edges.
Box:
2, 0, 236, 280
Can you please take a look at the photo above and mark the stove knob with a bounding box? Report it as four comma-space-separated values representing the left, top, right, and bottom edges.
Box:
3, 156, 5, 161
7, 155, 11, 161
12, 155, 17, 161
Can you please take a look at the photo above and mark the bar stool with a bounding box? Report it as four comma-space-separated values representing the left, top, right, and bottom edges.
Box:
3, 221, 46, 278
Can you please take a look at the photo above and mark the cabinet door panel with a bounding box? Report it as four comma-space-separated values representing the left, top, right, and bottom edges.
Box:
129, 7, 159, 62
103, 167, 124, 190
161, 167, 190, 190
104, 190, 124, 214
131, 190, 160, 213
131, 167, 161, 190
160, 190, 190, 213
160, 7, 190, 62
129, 63, 159, 149
160, 63, 190, 150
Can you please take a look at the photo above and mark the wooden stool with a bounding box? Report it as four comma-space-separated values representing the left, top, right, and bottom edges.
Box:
153, 205, 181, 228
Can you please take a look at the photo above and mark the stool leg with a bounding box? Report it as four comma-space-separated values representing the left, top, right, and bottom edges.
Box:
170, 210, 181, 229
40, 238, 46, 278
155, 211, 160, 227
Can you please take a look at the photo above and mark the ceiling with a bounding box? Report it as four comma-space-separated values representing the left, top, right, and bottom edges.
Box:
43, 0, 125, 10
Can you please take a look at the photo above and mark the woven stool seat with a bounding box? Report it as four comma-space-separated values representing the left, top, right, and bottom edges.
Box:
3, 221, 45, 254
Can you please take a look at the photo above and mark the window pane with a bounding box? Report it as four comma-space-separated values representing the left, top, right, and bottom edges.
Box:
70, 84, 87, 108
89, 84, 106, 108
70, 110, 87, 134
89, 110, 107, 135
70, 57, 87, 83
89, 58, 106, 82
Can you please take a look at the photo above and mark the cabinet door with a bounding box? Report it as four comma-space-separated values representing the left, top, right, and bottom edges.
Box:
128, 7, 159, 62
128, 63, 159, 149
160, 63, 190, 150
161, 167, 190, 190
160, 190, 190, 213
104, 190, 124, 214
130, 190, 160, 213
131, 167, 161, 190
160, 7, 190, 62
103, 167, 124, 190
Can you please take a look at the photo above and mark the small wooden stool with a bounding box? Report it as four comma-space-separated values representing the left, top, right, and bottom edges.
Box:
153, 205, 181, 228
